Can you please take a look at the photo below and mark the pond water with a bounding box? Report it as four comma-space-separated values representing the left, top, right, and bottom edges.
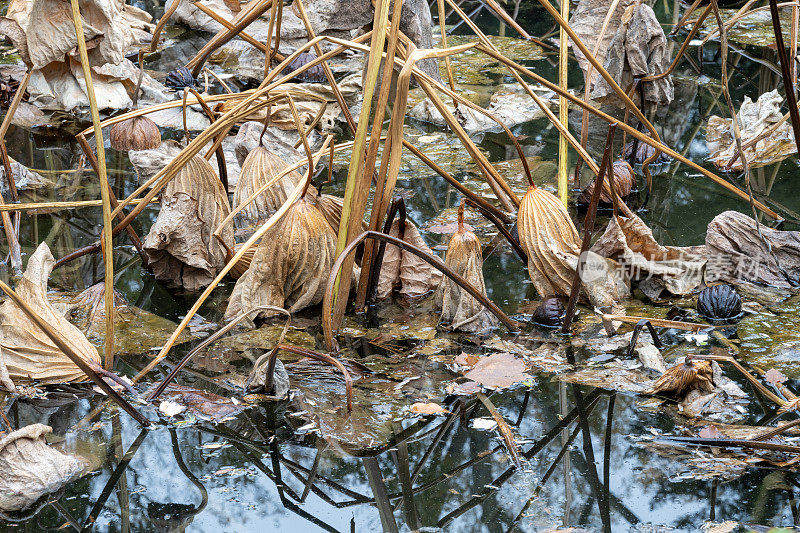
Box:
1, 0, 800, 531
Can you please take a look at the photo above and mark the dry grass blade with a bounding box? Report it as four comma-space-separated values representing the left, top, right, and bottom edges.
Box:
69, 0, 114, 370
476, 392, 522, 466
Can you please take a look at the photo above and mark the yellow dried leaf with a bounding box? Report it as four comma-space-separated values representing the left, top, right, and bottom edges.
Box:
410, 402, 449, 415
232, 146, 314, 229
224, 198, 338, 324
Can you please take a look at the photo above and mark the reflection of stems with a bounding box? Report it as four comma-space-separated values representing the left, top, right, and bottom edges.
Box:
82, 428, 149, 528
476, 392, 521, 466
364, 457, 400, 533
169, 429, 209, 514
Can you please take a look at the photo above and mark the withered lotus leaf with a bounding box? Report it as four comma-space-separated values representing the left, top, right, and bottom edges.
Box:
0, 424, 84, 513
224, 198, 338, 324
377, 218, 443, 299
436, 207, 498, 332
233, 146, 315, 229
109, 116, 161, 152
0, 243, 101, 388
517, 185, 627, 308
144, 154, 233, 292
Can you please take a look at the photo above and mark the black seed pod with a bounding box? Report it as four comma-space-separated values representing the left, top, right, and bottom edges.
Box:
282, 53, 326, 83
166, 67, 196, 90
697, 284, 742, 322
532, 297, 565, 327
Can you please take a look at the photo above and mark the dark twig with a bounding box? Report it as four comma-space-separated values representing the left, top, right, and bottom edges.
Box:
626, 320, 664, 357
562, 124, 617, 333
768, 0, 800, 160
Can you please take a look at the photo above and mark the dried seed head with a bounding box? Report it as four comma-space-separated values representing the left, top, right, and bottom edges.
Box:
165, 67, 196, 90
532, 297, 565, 327
577, 160, 636, 205
650, 359, 714, 396
697, 284, 743, 322
109, 116, 162, 152
437, 200, 497, 332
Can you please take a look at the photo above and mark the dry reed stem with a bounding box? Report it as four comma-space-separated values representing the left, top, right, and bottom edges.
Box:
354, 0, 406, 309
330, 0, 393, 330
0, 199, 157, 212
70, 0, 115, 370
475, 45, 779, 219
601, 314, 711, 333
476, 392, 522, 466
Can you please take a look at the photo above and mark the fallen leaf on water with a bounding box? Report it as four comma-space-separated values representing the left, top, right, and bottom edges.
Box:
463, 353, 528, 390
409, 402, 449, 415
471, 417, 498, 431
447, 381, 482, 395
699, 425, 724, 439
765, 368, 788, 385
158, 400, 186, 417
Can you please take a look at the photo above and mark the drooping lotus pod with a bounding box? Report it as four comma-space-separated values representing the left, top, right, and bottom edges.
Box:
697, 284, 742, 322
577, 160, 636, 205
532, 297, 565, 328
517, 184, 626, 308
144, 155, 233, 292
109, 116, 161, 152
436, 202, 498, 332
517, 185, 581, 298
233, 145, 316, 229
224, 197, 337, 325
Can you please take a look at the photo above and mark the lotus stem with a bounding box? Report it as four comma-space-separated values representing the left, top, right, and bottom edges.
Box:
186, 88, 229, 191
768, 0, 800, 160
557, 0, 569, 208
562, 124, 616, 333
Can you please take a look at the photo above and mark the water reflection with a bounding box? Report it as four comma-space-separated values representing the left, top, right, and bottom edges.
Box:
2, 375, 799, 532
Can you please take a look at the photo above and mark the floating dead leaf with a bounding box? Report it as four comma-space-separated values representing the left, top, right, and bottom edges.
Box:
447, 381, 482, 395
706, 90, 796, 170
0, 243, 101, 388
436, 206, 498, 333
471, 417, 498, 431
591, 211, 706, 299
454, 352, 480, 367
377, 218, 442, 299
225, 198, 339, 324
765, 368, 788, 385
592, 3, 673, 107
0, 424, 85, 514
159, 385, 244, 421
698, 425, 725, 439
409, 402, 449, 415
463, 353, 528, 390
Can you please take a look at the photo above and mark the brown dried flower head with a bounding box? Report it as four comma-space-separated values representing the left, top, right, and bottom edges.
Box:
650, 359, 714, 397
437, 200, 498, 332
109, 116, 162, 152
